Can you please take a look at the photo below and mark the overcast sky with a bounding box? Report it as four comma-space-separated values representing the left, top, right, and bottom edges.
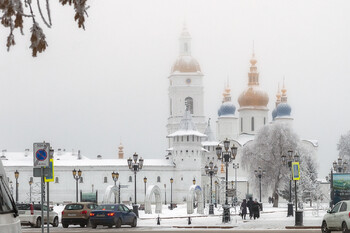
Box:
1, 0, 349, 178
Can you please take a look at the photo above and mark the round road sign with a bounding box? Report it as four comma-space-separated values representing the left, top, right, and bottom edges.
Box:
36, 149, 47, 161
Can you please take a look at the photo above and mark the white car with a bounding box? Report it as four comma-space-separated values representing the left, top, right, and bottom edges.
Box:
16, 203, 59, 228
321, 200, 350, 233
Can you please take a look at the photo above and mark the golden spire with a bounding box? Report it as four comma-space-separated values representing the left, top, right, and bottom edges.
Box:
248, 47, 259, 86
222, 79, 232, 103
221, 163, 225, 173
281, 77, 287, 103
276, 83, 281, 107
118, 142, 124, 159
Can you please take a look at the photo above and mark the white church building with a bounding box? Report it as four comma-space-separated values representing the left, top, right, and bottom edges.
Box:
2, 25, 318, 206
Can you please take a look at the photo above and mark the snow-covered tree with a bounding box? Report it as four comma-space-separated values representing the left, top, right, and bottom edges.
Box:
0, 0, 89, 56
241, 122, 299, 207
337, 131, 350, 163
242, 122, 319, 207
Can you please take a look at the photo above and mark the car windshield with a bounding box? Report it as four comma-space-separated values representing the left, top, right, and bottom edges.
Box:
65, 204, 83, 210
0, 175, 17, 214
95, 205, 117, 211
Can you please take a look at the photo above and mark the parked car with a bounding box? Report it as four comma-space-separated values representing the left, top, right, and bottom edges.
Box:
61, 202, 97, 228
321, 200, 350, 233
89, 204, 137, 228
16, 203, 59, 228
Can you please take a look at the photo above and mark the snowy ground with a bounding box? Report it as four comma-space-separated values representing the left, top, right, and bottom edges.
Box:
53, 202, 328, 229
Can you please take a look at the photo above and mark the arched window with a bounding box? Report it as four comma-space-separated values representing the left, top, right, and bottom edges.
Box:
187, 136, 189, 141
251, 117, 255, 131
185, 97, 193, 114
55, 177, 59, 183
241, 118, 243, 132
184, 43, 188, 53
103, 177, 107, 183
264, 117, 266, 125
170, 99, 172, 115
128, 176, 132, 182
157, 176, 161, 183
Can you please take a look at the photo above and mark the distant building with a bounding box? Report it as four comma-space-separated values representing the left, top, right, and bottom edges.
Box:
3, 24, 317, 204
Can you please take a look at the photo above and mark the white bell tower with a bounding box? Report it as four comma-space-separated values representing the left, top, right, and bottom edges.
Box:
167, 24, 206, 148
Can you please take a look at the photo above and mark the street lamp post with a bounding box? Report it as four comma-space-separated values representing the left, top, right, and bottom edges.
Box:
281, 150, 300, 217
72, 169, 82, 202
282, 150, 302, 226
111, 171, 119, 204
205, 161, 218, 215
29, 177, 33, 203
216, 139, 238, 223
254, 167, 266, 204
14, 170, 19, 203
127, 153, 144, 217
170, 178, 174, 210
333, 157, 348, 173
164, 184, 167, 205
144, 177, 147, 196
214, 180, 218, 208
192, 178, 196, 209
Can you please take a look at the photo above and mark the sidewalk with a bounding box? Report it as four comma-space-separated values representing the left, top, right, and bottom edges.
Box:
137, 203, 326, 229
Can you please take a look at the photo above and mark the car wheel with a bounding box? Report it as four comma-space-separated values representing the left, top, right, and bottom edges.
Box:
35, 217, 41, 228
62, 223, 69, 228
52, 217, 59, 227
87, 218, 91, 227
108, 224, 113, 228
343, 222, 349, 233
131, 217, 137, 227
321, 221, 331, 233
91, 223, 97, 229
116, 218, 122, 228
80, 223, 85, 228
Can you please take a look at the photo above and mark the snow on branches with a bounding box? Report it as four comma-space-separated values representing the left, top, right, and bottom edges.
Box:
0, 0, 89, 56
337, 131, 350, 163
241, 122, 318, 207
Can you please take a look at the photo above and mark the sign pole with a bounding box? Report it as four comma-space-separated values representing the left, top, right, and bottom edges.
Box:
47, 181, 49, 233
41, 167, 44, 233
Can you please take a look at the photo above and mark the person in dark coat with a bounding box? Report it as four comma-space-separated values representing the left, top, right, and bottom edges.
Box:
251, 199, 260, 219
240, 199, 248, 220
247, 197, 254, 219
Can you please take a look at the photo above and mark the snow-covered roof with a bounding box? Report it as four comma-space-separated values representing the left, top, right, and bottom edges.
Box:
167, 130, 207, 137
301, 139, 319, 147
1, 151, 174, 167
203, 119, 216, 142
202, 141, 219, 146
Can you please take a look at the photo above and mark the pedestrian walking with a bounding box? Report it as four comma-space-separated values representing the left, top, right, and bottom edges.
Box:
252, 198, 260, 219
247, 197, 254, 219
240, 199, 247, 220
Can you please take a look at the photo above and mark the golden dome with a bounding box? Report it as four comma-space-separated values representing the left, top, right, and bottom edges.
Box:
171, 55, 201, 73
238, 52, 269, 108
238, 87, 269, 107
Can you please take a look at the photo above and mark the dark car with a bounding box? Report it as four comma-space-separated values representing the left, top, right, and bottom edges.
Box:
89, 204, 137, 228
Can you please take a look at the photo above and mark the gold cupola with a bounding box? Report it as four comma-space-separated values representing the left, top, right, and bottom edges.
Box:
238, 52, 269, 109
118, 143, 124, 159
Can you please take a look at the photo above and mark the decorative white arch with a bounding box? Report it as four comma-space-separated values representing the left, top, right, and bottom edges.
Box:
102, 185, 119, 204
145, 185, 162, 214
187, 185, 204, 214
